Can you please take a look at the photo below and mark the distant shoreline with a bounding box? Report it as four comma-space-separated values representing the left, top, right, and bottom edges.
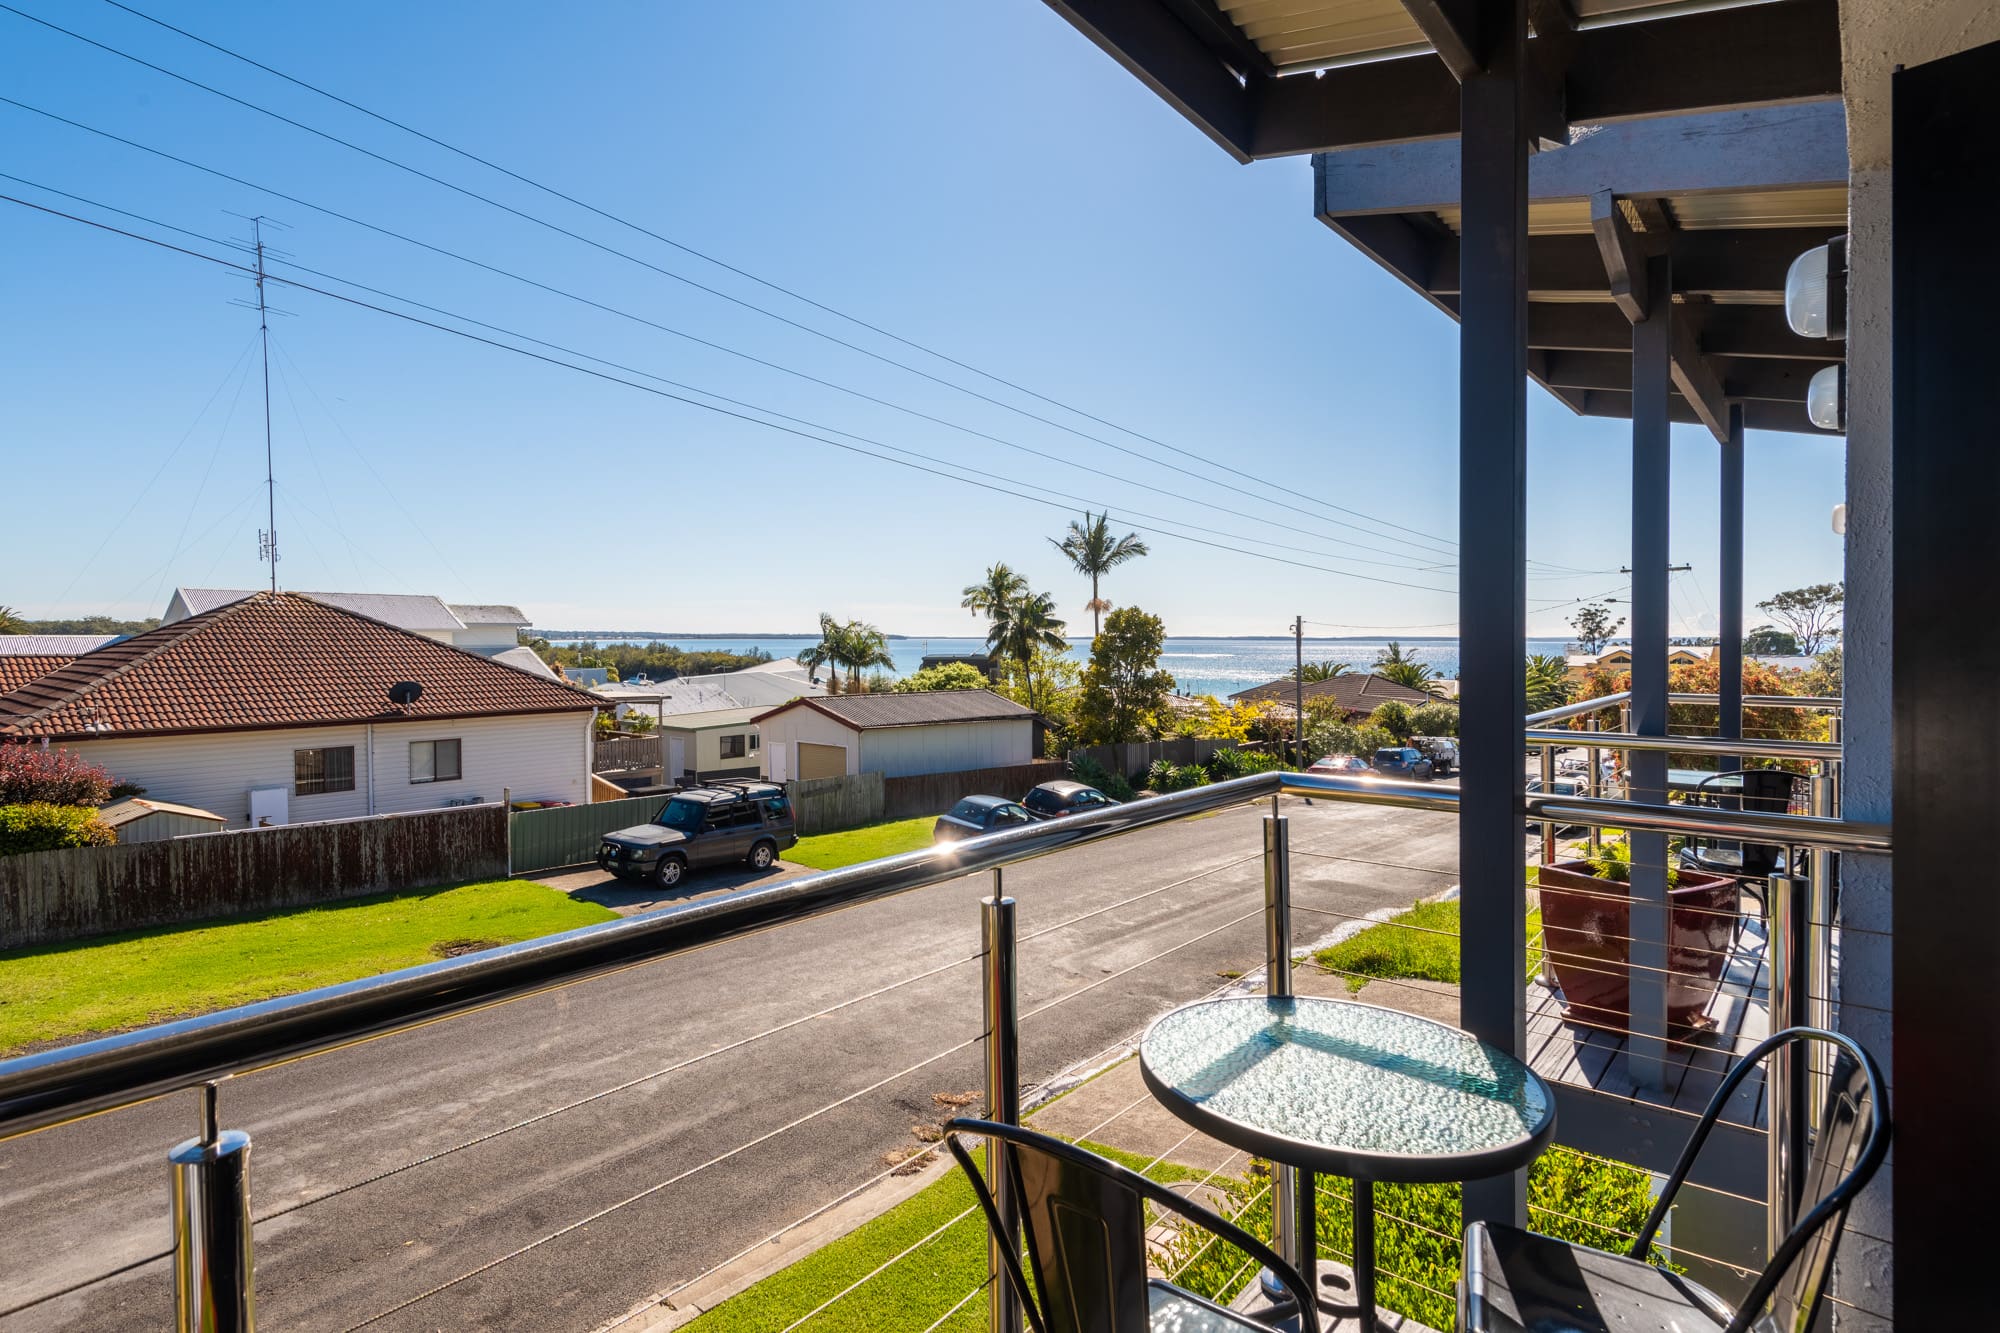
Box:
537, 631, 1481, 643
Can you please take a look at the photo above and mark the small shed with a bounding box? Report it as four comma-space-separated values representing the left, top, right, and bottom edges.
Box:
655, 706, 767, 784
752, 689, 1034, 783
96, 797, 227, 844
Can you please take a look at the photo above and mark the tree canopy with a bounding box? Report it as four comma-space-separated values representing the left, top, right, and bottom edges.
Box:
1288, 659, 1351, 682
1373, 641, 1441, 692
1051, 512, 1148, 636
1074, 607, 1175, 744
1568, 602, 1624, 656
893, 662, 990, 693
1743, 625, 1801, 655
1757, 582, 1843, 654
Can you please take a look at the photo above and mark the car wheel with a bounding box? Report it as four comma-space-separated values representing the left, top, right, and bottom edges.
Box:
748, 840, 777, 870
653, 854, 687, 888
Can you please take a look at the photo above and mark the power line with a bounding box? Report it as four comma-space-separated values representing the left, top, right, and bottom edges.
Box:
5, 3, 1463, 559
0, 106, 1458, 572
97, 0, 1465, 556
3, 172, 1457, 588
0, 190, 1460, 597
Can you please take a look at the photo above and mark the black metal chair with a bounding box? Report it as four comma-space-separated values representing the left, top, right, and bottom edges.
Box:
945, 1117, 1323, 1333
1457, 1026, 1889, 1333
1677, 768, 1810, 884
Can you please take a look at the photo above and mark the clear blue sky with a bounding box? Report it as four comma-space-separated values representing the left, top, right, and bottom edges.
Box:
0, 0, 1845, 638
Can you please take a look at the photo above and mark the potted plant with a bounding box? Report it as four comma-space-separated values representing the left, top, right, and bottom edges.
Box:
1538, 839, 1738, 1034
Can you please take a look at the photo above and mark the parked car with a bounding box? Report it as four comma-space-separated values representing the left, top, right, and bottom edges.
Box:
597, 780, 796, 887
1525, 776, 1586, 833
1411, 736, 1459, 776
934, 795, 1037, 842
1308, 754, 1373, 776
1372, 746, 1436, 781
1023, 780, 1120, 819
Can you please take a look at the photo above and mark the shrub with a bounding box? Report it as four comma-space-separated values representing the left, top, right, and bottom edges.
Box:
1205, 746, 1280, 780
1409, 701, 1460, 739
0, 803, 115, 855
892, 662, 991, 693
1069, 753, 1135, 802
1143, 761, 1210, 792
0, 743, 115, 806
1581, 838, 1679, 888
1369, 699, 1417, 741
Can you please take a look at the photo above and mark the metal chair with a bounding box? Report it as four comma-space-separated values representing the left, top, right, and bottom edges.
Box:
945, 1117, 1322, 1333
1677, 768, 1809, 884
1457, 1026, 1889, 1333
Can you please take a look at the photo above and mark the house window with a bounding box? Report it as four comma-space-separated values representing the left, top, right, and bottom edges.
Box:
410, 738, 463, 784
749, 731, 760, 753
719, 734, 747, 760
294, 746, 356, 796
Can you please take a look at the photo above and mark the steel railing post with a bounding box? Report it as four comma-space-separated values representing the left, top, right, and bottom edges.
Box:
1259, 801, 1308, 1303
1539, 743, 1557, 866
170, 1083, 253, 1333
1585, 717, 1603, 858
981, 883, 1021, 1333
1808, 772, 1837, 1119
1766, 870, 1811, 1257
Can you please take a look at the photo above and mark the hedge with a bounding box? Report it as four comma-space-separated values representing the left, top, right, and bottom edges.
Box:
0, 803, 116, 856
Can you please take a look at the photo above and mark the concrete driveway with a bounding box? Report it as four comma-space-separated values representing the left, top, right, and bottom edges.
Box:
537, 860, 811, 916
0, 794, 1459, 1331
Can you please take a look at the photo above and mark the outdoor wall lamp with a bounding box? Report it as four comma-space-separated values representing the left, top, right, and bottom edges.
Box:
1785, 234, 1848, 339
1807, 364, 1844, 431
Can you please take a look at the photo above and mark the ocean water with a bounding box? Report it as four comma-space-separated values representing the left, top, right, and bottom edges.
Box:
548, 635, 1575, 699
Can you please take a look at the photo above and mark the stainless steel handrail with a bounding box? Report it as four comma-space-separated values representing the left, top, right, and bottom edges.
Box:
1671, 693, 1843, 710
1526, 692, 1631, 725
1525, 793, 1888, 853
1524, 728, 1840, 761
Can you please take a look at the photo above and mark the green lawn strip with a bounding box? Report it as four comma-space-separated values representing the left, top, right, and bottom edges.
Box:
1167, 1150, 1663, 1331
787, 816, 939, 871
0, 880, 616, 1054
1311, 899, 1543, 993
683, 1139, 1202, 1333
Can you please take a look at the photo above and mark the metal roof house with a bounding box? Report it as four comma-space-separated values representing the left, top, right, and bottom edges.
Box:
1035, 0, 2000, 1323
752, 690, 1037, 782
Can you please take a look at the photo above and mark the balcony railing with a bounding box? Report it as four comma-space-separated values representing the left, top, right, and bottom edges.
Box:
0, 743, 1885, 1331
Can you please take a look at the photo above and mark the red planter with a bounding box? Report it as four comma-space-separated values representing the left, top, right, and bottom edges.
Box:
1537, 859, 1738, 1034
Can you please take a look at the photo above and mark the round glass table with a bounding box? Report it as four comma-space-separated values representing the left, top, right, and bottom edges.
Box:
1140, 995, 1556, 1324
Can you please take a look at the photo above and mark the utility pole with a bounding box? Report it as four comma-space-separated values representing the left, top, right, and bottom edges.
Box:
251, 217, 279, 592
1293, 615, 1304, 766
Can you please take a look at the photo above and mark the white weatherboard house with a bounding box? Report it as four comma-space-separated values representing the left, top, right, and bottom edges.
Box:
751, 690, 1034, 783
0, 592, 600, 827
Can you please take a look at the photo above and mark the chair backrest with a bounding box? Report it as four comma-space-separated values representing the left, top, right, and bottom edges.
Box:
1629, 1027, 1889, 1333
944, 1118, 1320, 1333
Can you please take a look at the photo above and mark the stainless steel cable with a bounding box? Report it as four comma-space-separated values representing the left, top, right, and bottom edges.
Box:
0, 1246, 175, 1320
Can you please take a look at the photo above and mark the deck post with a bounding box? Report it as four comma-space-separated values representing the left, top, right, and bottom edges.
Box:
1718, 405, 1745, 775
1454, 0, 1530, 1230
982, 887, 1022, 1333
1627, 251, 1674, 1091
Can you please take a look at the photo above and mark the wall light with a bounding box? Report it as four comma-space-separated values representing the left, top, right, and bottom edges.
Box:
1808, 364, 1844, 431
1786, 235, 1848, 339
1832, 504, 1848, 536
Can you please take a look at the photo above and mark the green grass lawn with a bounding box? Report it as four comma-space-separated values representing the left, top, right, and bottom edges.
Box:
1313, 898, 1543, 992
684, 1139, 1196, 1333
788, 816, 940, 871
0, 880, 616, 1055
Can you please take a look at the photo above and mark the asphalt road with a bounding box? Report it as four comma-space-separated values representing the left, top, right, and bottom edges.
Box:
0, 795, 1459, 1331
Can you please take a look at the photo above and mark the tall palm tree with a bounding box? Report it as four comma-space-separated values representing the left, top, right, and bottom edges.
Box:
1373, 640, 1441, 691
988, 592, 1068, 709
1051, 512, 1148, 637
840, 621, 895, 693
1290, 660, 1351, 683
799, 612, 846, 693
0, 605, 24, 635
961, 563, 1028, 620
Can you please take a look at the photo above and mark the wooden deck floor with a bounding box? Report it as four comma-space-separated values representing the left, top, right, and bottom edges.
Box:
1526, 904, 1772, 1128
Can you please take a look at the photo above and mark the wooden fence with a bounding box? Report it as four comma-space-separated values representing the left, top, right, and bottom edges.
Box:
509, 794, 665, 873
0, 805, 506, 950
785, 773, 884, 836
593, 735, 661, 773
881, 760, 1069, 822
1068, 738, 1243, 782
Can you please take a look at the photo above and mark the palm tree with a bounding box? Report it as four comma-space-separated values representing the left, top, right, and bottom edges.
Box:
0, 605, 23, 635
1050, 512, 1148, 637
1374, 640, 1441, 692
799, 612, 846, 693
1524, 653, 1573, 714
1289, 660, 1351, 683
840, 621, 895, 693
988, 592, 1068, 709
961, 563, 1028, 621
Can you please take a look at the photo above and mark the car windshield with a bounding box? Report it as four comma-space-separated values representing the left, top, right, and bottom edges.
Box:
1375, 749, 1405, 763
948, 799, 988, 820
653, 798, 705, 832
1025, 790, 1058, 811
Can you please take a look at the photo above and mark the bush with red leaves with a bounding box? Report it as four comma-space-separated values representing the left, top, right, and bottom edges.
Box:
0, 742, 115, 806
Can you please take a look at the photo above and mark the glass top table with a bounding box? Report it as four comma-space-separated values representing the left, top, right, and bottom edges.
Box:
1140, 995, 1556, 1324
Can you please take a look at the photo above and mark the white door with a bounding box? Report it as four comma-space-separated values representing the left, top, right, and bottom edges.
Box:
668, 737, 686, 782
768, 742, 789, 783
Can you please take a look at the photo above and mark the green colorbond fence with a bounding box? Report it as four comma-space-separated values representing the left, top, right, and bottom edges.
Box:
509, 795, 665, 874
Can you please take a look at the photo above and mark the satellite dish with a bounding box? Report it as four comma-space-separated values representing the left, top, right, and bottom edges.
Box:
388, 681, 424, 707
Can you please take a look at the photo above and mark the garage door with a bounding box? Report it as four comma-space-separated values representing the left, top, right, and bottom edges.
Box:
798, 742, 847, 781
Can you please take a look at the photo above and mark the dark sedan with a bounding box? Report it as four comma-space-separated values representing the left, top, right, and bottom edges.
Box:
1022, 780, 1119, 820
934, 795, 1036, 842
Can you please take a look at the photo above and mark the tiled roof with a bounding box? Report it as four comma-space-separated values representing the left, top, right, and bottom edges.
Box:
172, 588, 467, 632
0, 592, 601, 741
1228, 672, 1445, 711
755, 689, 1033, 731
0, 635, 119, 655
448, 603, 530, 626
0, 655, 71, 694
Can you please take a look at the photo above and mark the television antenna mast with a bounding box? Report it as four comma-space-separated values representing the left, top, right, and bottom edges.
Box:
227, 214, 293, 591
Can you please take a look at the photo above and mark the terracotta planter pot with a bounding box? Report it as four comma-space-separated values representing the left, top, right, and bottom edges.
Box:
1538, 859, 1739, 1034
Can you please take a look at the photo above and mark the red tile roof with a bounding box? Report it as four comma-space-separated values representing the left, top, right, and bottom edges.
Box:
0, 592, 600, 741
0, 656, 72, 695
1228, 672, 1447, 712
